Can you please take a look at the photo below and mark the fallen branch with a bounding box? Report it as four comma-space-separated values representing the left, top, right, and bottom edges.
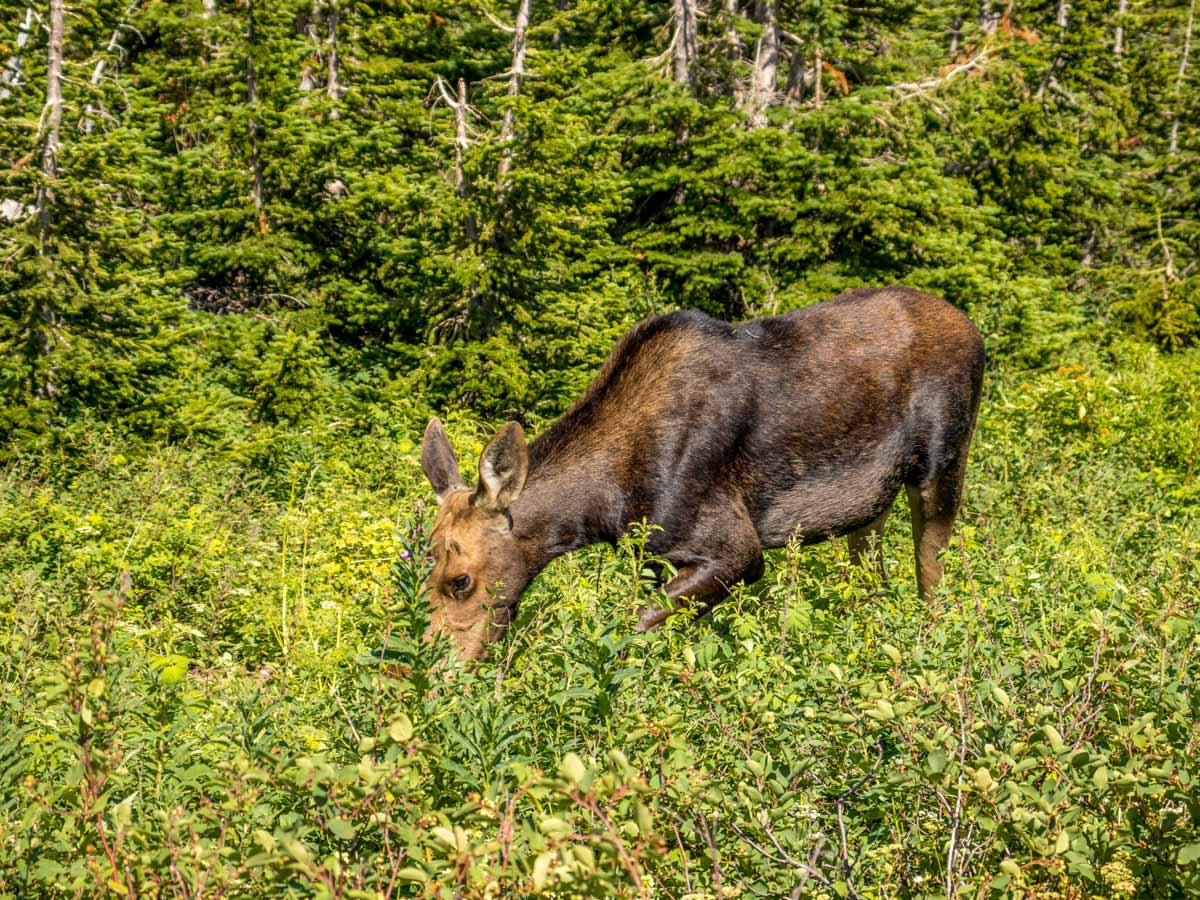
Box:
887, 47, 995, 97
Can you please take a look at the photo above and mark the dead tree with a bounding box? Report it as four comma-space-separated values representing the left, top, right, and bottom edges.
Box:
1056, 0, 1070, 29
1114, 0, 1128, 58
299, 3, 342, 115
435, 76, 479, 245
26, 0, 66, 399
82, 0, 143, 132
979, 0, 999, 35
38, 0, 65, 254
325, 1, 341, 115
672, 0, 699, 87
814, 45, 824, 107
0, 7, 34, 100
497, 0, 532, 183
1170, 0, 1196, 155
247, 0, 266, 233
745, 0, 780, 126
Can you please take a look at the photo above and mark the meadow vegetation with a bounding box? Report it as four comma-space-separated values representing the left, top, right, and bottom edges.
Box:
2, 0, 1200, 896
2, 340, 1199, 898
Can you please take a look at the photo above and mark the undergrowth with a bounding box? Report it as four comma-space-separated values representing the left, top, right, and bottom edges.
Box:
1, 346, 1199, 899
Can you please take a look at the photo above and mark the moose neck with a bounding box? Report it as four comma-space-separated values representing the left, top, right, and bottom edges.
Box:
509, 435, 625, 578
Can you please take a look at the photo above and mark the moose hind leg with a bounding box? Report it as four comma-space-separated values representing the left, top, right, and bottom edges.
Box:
848, 508, 891, 578
906, 470, 964, 601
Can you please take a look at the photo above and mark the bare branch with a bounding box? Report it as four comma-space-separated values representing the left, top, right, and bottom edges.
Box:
887, 47, 996, 97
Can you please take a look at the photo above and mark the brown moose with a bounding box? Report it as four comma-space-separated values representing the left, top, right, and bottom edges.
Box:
420, 286, 984, 659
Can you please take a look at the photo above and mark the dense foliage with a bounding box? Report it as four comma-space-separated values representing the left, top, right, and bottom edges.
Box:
0, 0, 1197, 437
2, 348, 1199, 898
1, 0, 1199, 897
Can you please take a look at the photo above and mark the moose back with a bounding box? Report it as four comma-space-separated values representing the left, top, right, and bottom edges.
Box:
420, 286, 985, 659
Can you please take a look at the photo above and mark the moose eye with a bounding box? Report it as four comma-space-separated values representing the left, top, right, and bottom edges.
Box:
449, 574, 473, 597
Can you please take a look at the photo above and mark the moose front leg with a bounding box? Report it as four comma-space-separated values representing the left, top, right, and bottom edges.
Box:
636, 505, 764, 632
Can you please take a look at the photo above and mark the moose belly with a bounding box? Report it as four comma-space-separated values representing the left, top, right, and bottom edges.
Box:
753, 455, 905, 549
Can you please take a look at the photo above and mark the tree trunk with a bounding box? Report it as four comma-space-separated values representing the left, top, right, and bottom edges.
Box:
39, 0, 65, 251
672, 0, 698, 87
203, 0, 216, 17
1113, 0, 1127, 58
325, 1, 341, 117
814, 45, 824, 108
950, 15, 962, 57
247, 0, 267, 233
979, 0, 998, 35
456, 79, 478, 244
786, 46, 807, 102
1056, 0, 1070, 30
497, 0, 532, 183
0, 7, 34, 100
724, 0, 744, 104
30, 0, 65, 400
746, 0, 779, 126
299, 3, 319, 92
1170, 0, 1196, 155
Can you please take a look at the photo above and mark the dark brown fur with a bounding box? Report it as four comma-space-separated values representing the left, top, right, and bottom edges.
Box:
421, 287, 984, 658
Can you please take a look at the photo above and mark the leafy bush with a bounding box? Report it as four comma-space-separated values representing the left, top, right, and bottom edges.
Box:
2, 354, 1199, 898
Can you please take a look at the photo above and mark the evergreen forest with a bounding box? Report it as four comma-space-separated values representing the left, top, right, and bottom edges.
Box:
1, 0, 1199, 897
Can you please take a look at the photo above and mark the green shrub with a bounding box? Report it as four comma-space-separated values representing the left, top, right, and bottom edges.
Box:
1, 355, 1198, 898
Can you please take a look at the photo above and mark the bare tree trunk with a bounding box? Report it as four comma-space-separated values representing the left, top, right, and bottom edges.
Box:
0, 7, 34, 100
29, 0, 65, 400
1113, 0, 1128, 57
247, 0, 266, 233
203, 0, 216, 17
299, 3, 319, 92
724, 0, 745, 104
497, 0, 532, 183
38, 0, 65, 252
1170, 0, 1196, 155
456, 79, 478, 244
1056, 0, 1070, 29
979, 0, 998, 35
325, 1, 341, 117
746, 0, 779, 126
672, 0, 698, 86
950, 15, 962, 57
814, 45, 824, 108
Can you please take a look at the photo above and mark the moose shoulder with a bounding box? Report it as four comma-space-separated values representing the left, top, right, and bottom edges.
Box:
420, 286, 985, 659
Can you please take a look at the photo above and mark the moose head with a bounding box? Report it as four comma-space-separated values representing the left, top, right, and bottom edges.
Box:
419, 417, 532, 659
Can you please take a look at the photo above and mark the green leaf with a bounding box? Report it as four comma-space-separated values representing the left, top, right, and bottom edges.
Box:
1178, 844, 1200, 865
532, 851, 555, 891
327, 818, 356, 841
560, 753, 587, 785
388, 714, 413, 743
926, 750, 948, 774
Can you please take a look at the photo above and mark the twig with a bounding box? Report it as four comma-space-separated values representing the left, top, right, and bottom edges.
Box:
729, 821, 833, 888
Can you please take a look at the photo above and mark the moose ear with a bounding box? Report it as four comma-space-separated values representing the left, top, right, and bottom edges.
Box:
472, 421, 529, 513
421, 418, 466, 501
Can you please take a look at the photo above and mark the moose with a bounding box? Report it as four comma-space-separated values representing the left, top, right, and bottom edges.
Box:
420, 286, 985, 659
